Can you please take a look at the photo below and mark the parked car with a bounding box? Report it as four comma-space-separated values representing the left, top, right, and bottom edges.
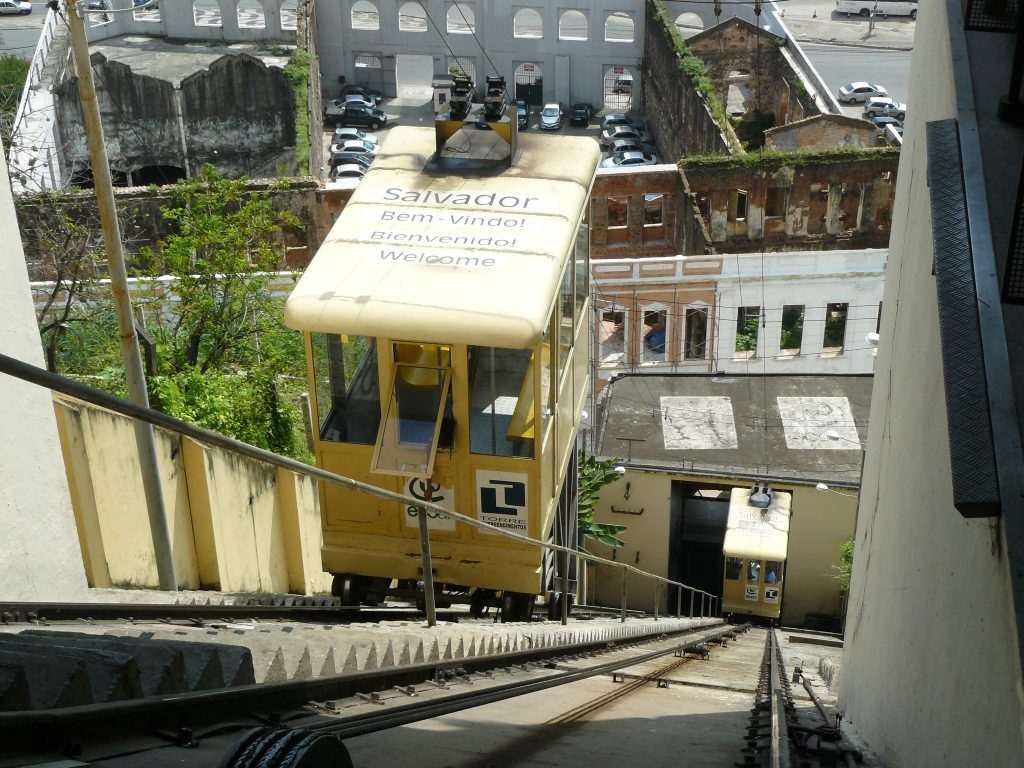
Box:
327, 103, 387, 130
837, 82, 888, 104
612, 76, 633, 95
601, 113, 646, 132
342, 93, 377, 110
0, 0, 31, 13
87, 0, 107, 9
569, 103, 594, 126
864, 98, 907, 120
329, 152, 373, 170
516, 99, 528, 130
540, 102, 565, 130
600, 124, 654, 147
608, 138, 657, 157
132, 0, 158, 7
330, 164, 367, 180
835, 0, 917, 19
332, 127, 379, 145
330, 139, 379, 156
340, 84, 383, 104
871, 115, 903, 134
600, 151, 659, 169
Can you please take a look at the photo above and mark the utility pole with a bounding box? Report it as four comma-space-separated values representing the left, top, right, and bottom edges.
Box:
65, 0, 177, 591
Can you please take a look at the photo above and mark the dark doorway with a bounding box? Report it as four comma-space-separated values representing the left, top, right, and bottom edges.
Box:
668, 481, 730, 613
132, 165, 186, 186
514, 62, 543, 107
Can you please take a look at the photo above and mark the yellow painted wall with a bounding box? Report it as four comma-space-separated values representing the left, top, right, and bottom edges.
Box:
53, 395, 332, 595
589, 468, 857, 625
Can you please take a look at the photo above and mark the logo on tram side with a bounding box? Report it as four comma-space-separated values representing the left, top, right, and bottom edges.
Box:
405, 478, 456, 532
476, 470, 529, 535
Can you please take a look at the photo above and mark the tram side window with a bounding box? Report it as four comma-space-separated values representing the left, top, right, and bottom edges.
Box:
468, 346, 536, 458
725, 557, 743, 580
311, 333, 381, 444
765, 561, 783, 584
558, 264, 573, 376
747, 559, 761, 582
574, 204, 589, 328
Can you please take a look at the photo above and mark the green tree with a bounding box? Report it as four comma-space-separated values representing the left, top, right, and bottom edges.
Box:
142, 165, 298, 373
0, 53, 30, 154
833, 539, 854, 596
735, 316, 759, 352
577, 454, 628, 551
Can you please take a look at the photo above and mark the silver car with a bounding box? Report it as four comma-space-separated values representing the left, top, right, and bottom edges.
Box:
600, 151, 659, 169
600, 125, 653, 147
601, 113, 646, 132
540, 102, 564, 130
864, 98, 907, 120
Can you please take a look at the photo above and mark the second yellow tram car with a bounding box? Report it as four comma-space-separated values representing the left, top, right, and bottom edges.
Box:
721, 487, 791, 621
285, 126, 600, 620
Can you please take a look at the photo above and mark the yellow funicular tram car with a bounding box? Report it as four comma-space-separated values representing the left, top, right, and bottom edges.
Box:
285, 123, 600, 621
722, 486, 791, 622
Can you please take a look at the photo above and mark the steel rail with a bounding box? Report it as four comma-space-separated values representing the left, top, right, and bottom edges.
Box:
310, 628, 727, 740
0, 615, 723, 743
0, 601, 450, 625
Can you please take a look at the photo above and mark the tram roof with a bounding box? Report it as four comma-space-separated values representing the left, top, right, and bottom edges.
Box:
285, 126, 600, 348
723, 488, 792, 561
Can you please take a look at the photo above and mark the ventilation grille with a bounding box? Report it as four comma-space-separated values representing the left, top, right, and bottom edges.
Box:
1004, 156, 1024, 301
965, 0, 1018, 32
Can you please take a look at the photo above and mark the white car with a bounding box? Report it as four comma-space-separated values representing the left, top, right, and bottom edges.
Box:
540, 102, 564, 130
332, 127, 379, 145
837, 82, 888, 104
331, 164, 366, 180
600, 125, 654, 147
600, 151, 659, 169
864, 98, 907, 120
330, 139, 379, 156
0, 1, 31, 14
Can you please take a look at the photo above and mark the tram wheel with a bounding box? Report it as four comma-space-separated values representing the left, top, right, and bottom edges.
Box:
546, 592, 574, 621
219, 728, 352, 768
470, 589, 495, 618
500, 592, 535, 622
331, 574, 363, 606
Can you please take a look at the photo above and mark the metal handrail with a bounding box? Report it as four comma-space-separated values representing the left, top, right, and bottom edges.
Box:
0, 352, 721, 627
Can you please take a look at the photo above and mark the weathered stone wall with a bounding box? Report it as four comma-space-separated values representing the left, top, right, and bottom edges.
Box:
686, 18, 819, 142
765, 115, 878, 152
17, 178, 353, 284
590, 165, 716, 259
642, 0, 732, 162
681, 148, 899, 252
55, 52, 295, 181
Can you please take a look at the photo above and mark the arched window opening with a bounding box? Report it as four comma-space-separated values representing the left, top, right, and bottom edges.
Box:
237, 0, 265, 29
674, 12, 704, 38
398, 2, 428, 32
351, 0, 379, 30
558, 10, 587, 41
641, 307, 668, 364
281, 0, 297, 30
193, 0, 222, 27
513, 8, 542, 39
605, 12, 634, 43
446, 3, 475, 34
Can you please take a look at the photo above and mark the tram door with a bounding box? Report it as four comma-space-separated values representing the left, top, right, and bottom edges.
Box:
668, 484, 729, 610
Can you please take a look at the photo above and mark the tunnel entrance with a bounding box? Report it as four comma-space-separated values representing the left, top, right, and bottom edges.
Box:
668, 481, 731, 612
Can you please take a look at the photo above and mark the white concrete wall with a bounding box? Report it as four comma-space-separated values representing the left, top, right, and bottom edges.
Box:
0, 151, 88, 601
317, 0, 643, 105
837, 2, 1024, 765
714, 248, 884, 374
84, 0, 298, 44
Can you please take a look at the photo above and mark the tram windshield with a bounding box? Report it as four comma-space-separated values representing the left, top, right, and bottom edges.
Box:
311, 333, 381, 444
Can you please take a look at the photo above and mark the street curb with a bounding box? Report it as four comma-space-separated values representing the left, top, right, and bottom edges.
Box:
793, 35, 914, 52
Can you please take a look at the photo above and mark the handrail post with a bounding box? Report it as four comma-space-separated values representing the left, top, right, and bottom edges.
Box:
653, 580, 659, 621
559, 549, 569, 626
701, 592, 706, 618
676, 584, 682, 617
416, 506, 437, 627
689, 588, 694, 618
620, 565, 627, 623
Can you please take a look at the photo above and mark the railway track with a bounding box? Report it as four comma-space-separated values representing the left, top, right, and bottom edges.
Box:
0, 602, 865, 768
0, 601, 724, 767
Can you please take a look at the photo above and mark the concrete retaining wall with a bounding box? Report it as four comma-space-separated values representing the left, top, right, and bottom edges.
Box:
53, 395, 332, 595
